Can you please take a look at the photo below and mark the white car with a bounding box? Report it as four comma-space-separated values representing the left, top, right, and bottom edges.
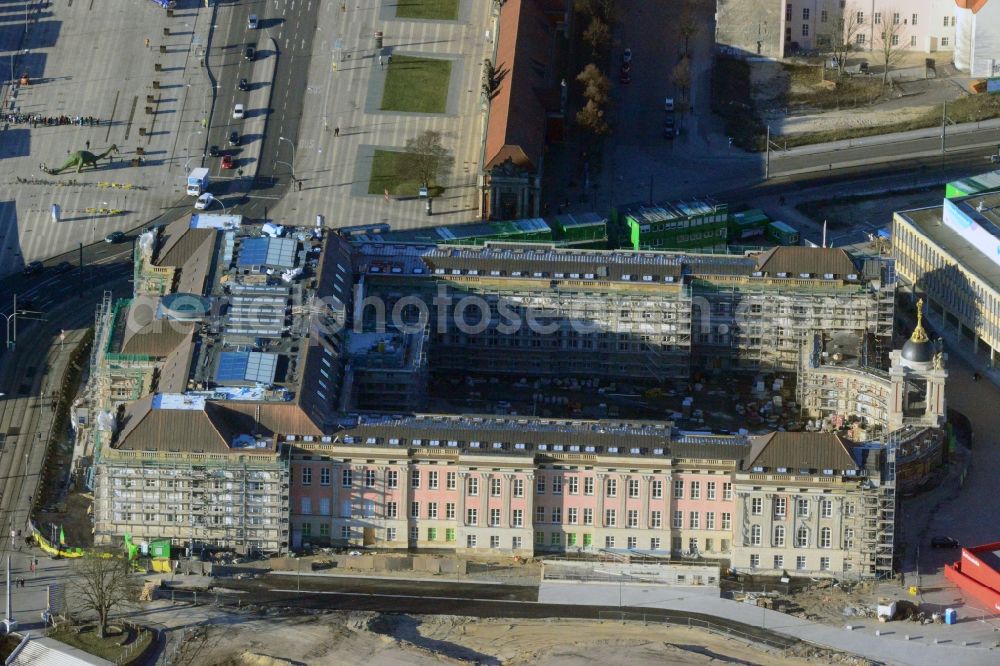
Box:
194, 192, 213, 210
232, 103, 245, 120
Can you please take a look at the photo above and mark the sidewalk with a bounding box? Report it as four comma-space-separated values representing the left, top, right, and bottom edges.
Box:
778, 117, 1000, 158
539, 581, 1000, 665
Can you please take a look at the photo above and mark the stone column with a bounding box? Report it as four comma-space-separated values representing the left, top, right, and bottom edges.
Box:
596, 473, 607, 526
457, 472, 468, 526
641, 474, 653, 529
480, 472, 489, 527
504, 473, 515, 528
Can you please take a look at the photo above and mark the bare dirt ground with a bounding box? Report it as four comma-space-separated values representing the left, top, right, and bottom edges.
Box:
750, 53, 972, 137
169, 612, 854, 666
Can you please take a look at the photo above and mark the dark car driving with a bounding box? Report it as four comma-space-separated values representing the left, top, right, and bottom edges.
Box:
931, 536, 960, 548
244, 45, 256, 61
229, 131, 240, 147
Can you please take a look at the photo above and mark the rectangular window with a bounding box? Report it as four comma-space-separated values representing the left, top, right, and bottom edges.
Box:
723, 483, 732, 501
386, 527, 396, 542
466, 508, 478, 525
672, 510, 683, 528
606, 478, 617, 497
706, 512, 715, 530
551, 532, 561, 546
301, 497, 312, 514
774, 497, 786, 517
387, 470, 398, 488
446, 528, 455, 542
797, 498, 809, 517
627, 509, 638, 528
856, 11, 864, 25
446, 472, 456, 490
427, 502, 438, 519
943, 15, 949, 27
673, 479, 684, 499
567, 532, 577, 547
364, 469, 376, 487
856, 33, 865, 45
536, 476, 545, 493
490, 508, 501, 527
874, 11, 881, 24
821, 499, 832, 518
750, 554, 760, 568
802, 8, 809, 20
568, 477, 579, 494
302, 522, 312, 536
467, 477, 479, 496
428, 471, 439, 489
535, 531, 544, 544
552, 476, 563, 495
410, 501, 420, 519
513, 479, 524, 497
302, 467, 313, 486
689, 511, 700, 529
909, 35, 916, 47
386, 502, 397, 518
690, 481, 700, 499
774, 555, 784, 569
605, 509, 616, 527
911, 13, 917, 26
467, 534, 477, 548
627, 536, 637, 550
446, 502, 455, 519
844, 528, 855, 549
605, 536, 615, 549
320, 468, 330, 486
584, 477, 594, 495
583, 533, 593, 547
512, 536, 522, 549
490, 535, 500, 549
651, 510, 662, 528
583, 508, 593, 525
513, 509, 523, 527
751, 498, 763, 515
706, 482, 716, 500
409, 526, 418, 542
427, 527, 437, 541
628, 479, 639, 498
820, 557, 831, 571
551, 507, 562, 523
891, 34, 899, 46
722, 512, 731, 530
491, 477, 501, 497
652, 480, 663, 499
410, 470, 420, 488
568, 508, 578, 524
802, 24, 808, 37
941, 37, 949, 47
650, 537, 661, 550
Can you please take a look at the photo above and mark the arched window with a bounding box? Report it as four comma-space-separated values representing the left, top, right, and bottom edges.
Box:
774, 525, 785, 547
750, 524, 762, 545
796, 526, 809, 548
820, 527, 832, 548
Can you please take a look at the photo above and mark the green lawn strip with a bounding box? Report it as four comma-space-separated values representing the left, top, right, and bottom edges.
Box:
395, 0, 459, 21
369, 150, 445, 197
49, 625, 153, 662
380, 55, 452, 114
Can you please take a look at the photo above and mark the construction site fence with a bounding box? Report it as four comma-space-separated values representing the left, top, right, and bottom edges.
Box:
596, 610, 793, 651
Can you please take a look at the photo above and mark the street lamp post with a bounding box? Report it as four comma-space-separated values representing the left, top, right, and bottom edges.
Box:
278, 136, 296, 183
182, 130, 204, 171
206, 194, 227, 214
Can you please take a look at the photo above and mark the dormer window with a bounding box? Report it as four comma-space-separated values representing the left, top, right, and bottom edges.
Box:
752, 465, 764, 472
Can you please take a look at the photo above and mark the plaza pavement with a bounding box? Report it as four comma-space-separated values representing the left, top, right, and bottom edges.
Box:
265, 0, 493, 231
539, 580, 1000, 665
0, 0, 216, 277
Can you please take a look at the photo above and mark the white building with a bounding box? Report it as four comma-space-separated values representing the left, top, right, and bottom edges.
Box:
954, 0, 1000, 76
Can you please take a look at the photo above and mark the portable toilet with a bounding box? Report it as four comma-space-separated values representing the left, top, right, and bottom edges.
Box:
944, 608, 957, 625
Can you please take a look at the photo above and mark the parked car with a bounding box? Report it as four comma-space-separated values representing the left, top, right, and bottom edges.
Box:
931, 536, 960, 548
664, 97, 675, 112
229, 130, 240, 146
55, 261, 73, 273
208, 145, 220, 157
244, 45, 256, 61
232, 103, 245, 120
622, 48, 632, 64
194, 192, 214, 210
221, 155, 234, 169
104, 231, 125, 244
238, 77, 249, 91
22, 261, 43, 276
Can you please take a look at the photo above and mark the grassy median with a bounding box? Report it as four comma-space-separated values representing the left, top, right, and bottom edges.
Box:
395, 0, 459, 21
380, 55, 452, 114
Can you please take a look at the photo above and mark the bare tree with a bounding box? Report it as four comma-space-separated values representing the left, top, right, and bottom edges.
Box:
583, 16, 611, 54
402, 130, 454, 188
875, 9, 908, 89
576, 63, 610, 105
671, 57, 692, 105
824, 3, 863, 78
71, 551, 138, 639
678, 1, 699, 57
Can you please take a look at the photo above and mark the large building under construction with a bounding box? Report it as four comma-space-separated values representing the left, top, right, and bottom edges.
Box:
85, 218, 943, 578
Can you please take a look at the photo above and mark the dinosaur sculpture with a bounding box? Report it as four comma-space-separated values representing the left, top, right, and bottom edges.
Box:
42, 145, 119, 175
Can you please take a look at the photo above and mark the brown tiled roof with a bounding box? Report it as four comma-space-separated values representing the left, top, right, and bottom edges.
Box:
223, 402, 324, 437
753, 246, 857, 278
119, 296, 195, 357
484, 0, 556, 172
157, 334, 196, 393
744, 432, 859, 472
115, 396, 278, 454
